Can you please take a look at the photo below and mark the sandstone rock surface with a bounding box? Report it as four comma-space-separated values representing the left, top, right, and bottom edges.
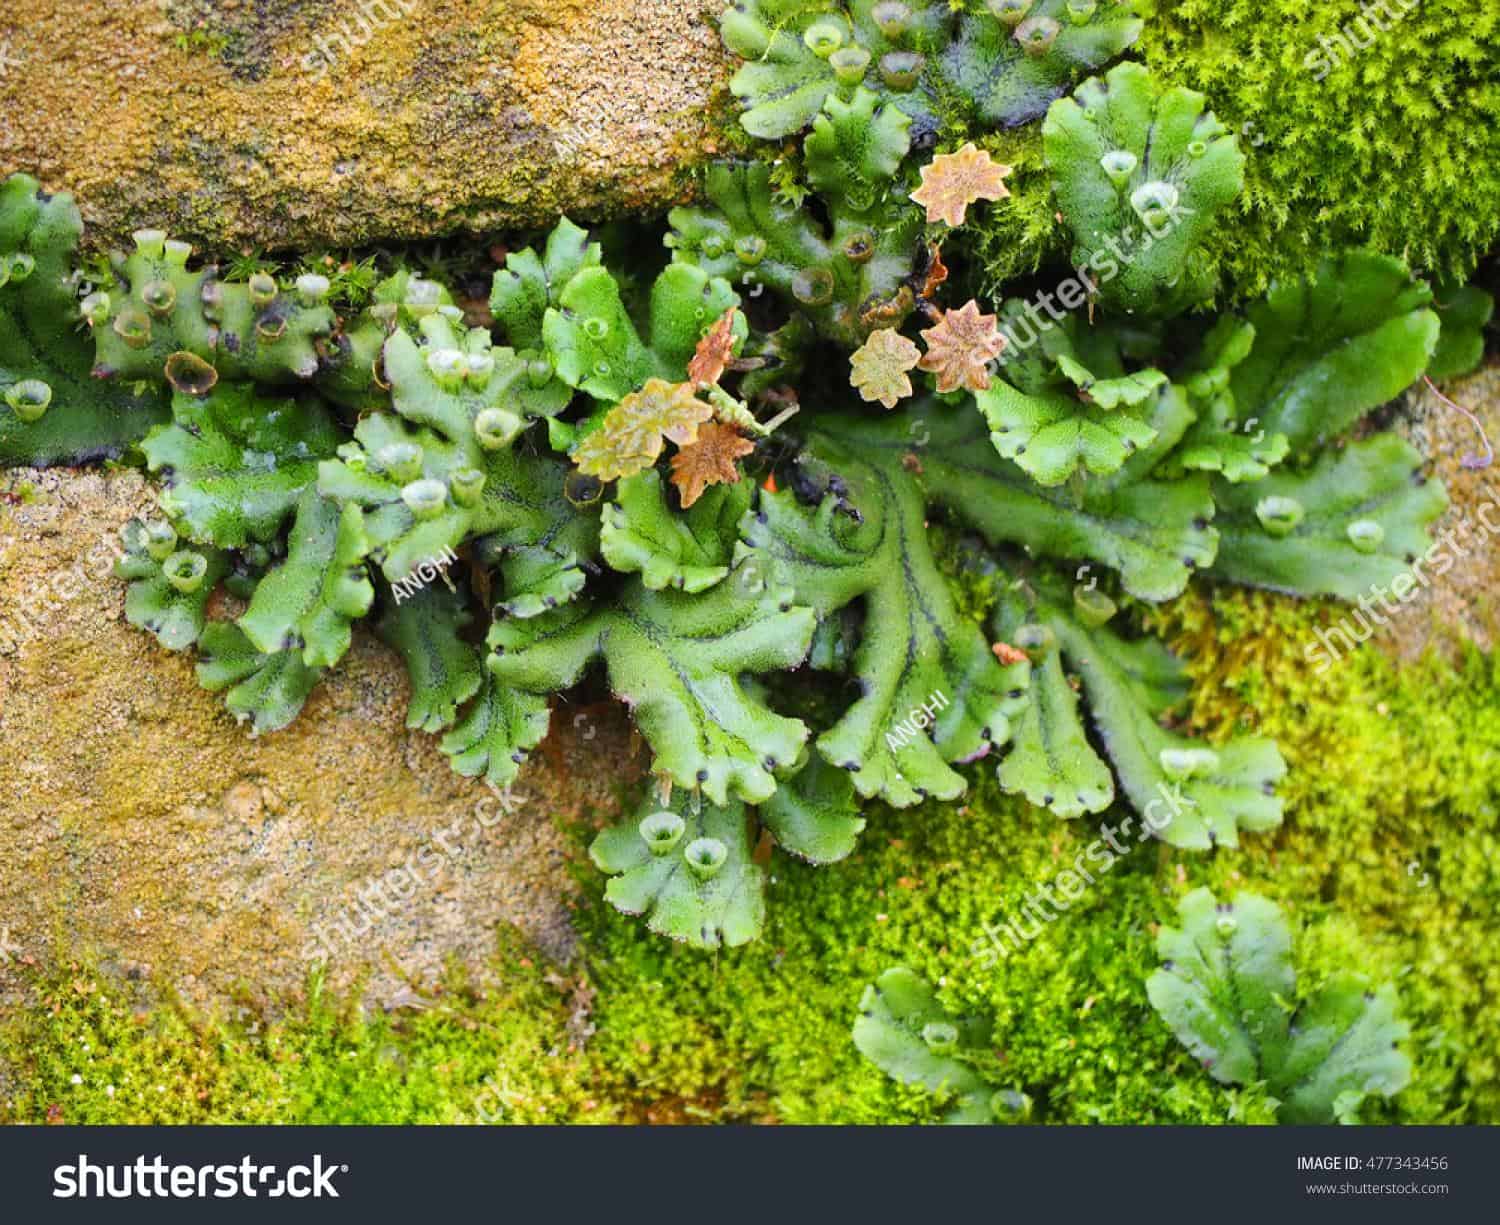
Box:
0, 467, 641, 1011
0, 0, 730, 249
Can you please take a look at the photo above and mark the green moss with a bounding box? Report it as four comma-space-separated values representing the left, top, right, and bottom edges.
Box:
956, 1, 1500, 298
1135, 0, 1500, 295
574, 773, 1223, 1123
0, 935, 604, 1124
172, 29, 232, 60
1147, 586, 1500, 1121
166, 0, 343, 81
952, 128, 1063, 298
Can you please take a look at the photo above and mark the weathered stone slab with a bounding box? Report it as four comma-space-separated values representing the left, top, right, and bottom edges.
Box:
0, 468, 640, 1010
0, 0, 729, 249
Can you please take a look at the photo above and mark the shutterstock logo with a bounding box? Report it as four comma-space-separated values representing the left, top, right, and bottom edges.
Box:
54, 1154, 346, 1199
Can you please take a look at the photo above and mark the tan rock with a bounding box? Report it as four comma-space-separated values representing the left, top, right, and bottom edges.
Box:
1387, 360, 1500, 659
0, 467, 643, 1010
0, 0, 731, 249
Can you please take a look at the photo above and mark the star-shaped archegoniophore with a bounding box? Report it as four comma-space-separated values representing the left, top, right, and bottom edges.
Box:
910, 143, 1012, 228
571, 378, 714, 482
849, 327, 921, 409
918, 301, 1007, 393
687, 307, 740, 389
670, 422, 756, 508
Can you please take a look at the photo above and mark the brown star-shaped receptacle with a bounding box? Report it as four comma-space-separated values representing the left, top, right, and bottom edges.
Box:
911, 143, 1012, 227
670, 421, 755, 508
918, 300, 1006, 393
916, 243, 949, 301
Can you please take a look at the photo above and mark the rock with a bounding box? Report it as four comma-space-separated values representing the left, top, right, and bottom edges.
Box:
0, 467, 644, 1010
1387, 360, 1500, 659
0, 0, 732, 249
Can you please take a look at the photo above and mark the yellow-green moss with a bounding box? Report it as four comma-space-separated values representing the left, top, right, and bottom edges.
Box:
959, 0, 1500, 297
1135, 0, 1500, 295
1, 934, 605, 1124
